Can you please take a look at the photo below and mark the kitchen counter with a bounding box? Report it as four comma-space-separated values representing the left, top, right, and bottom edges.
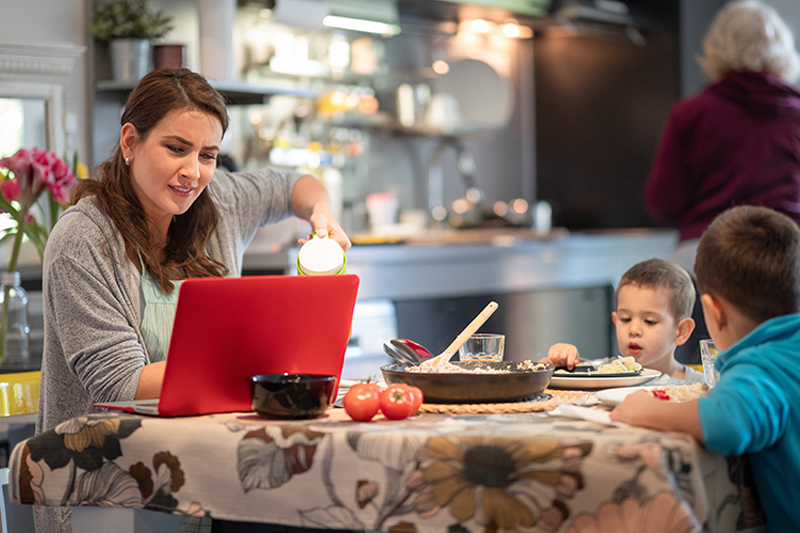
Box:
243, 228, 679, 301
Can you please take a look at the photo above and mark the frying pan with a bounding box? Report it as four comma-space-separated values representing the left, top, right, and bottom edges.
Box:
381, 361, 554, 404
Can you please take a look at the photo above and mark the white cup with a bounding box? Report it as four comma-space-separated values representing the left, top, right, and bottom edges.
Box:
365, 192, 399, 231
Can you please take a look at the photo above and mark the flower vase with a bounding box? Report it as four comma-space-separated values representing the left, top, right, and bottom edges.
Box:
0, 271, 30, 367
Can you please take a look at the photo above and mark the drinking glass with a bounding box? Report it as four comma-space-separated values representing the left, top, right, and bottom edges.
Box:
459, 334, 505, 362
700, 339, 720, 388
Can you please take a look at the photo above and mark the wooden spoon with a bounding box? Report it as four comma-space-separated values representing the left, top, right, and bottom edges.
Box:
419, 301, 499, 371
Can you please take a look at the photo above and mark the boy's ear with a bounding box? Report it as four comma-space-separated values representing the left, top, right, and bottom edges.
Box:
611, 311, 617, 326
674, 317, 695, 346
700, 293, 726, 332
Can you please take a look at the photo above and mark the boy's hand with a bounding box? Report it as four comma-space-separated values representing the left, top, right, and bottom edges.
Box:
610, 392, 705, 443
609, 390, 660, 425
539, 343, 581, 369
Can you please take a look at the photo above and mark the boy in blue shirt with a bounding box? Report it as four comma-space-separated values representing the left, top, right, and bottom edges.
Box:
611, 205, 800, 532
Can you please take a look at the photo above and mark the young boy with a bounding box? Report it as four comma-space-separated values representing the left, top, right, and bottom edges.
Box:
611, 206, 800, 532
542, 258, 702, 382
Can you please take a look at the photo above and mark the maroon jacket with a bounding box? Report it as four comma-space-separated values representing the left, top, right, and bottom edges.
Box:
645, 71, 800, 241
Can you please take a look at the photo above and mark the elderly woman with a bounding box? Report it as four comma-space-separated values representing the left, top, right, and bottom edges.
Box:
643, 0, 800, 363
645, 0, 800, 266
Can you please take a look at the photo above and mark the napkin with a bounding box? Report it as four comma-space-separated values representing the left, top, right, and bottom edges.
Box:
548, 404, 628, 426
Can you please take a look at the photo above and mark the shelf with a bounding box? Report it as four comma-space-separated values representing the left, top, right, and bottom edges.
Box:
95, 79, 318, 106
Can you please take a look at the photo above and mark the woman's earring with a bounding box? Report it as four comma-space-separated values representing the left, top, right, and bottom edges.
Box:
124, 157, 131, 166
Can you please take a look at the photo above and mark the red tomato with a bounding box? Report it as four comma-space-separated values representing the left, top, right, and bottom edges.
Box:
379, 384, 416, 420
343, 384, 381, 421
405, 385, 424, 413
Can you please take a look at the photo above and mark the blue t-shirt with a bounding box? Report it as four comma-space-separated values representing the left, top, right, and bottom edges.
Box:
698, 314, 800, 532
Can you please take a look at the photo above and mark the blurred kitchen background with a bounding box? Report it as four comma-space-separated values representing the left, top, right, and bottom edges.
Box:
3, 0, 800, 379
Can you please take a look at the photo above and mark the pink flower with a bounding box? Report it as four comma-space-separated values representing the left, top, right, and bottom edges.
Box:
1, 179, 21, 202
0, 148, 33, 185
0, 147, 76, 205
30, 147, 75, 201
0, 147, 78, 271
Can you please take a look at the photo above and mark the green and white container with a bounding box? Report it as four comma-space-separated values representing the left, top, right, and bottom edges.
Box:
296, 235, 346, 276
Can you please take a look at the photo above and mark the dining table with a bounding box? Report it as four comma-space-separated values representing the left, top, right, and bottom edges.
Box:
6, 388, 766, 533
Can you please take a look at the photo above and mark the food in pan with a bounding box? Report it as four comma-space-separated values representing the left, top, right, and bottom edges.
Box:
405, 359, 548, 374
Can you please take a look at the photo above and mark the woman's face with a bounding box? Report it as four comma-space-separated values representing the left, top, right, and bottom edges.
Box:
123, 108, 223, 234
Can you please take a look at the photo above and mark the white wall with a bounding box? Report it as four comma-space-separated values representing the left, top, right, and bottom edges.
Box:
4, 0, 89, 164
768, 0, 800, 33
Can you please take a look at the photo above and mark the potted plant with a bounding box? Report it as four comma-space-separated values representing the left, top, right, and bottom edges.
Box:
89, 0, 174, 82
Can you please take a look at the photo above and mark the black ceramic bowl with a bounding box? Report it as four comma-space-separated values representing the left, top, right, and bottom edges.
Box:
250, 374, 337, 419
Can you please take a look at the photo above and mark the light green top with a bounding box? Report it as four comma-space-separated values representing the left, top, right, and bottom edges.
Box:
139, 266, 183, 363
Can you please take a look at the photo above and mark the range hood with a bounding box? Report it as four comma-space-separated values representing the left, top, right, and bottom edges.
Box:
551, 0, 645, 46
396, 0, 641, 33
423, 0, 552, 17
273, 0, 400, 34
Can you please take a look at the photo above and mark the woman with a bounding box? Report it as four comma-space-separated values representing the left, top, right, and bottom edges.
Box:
35, 68, 350, 532
644, 0, 800, 363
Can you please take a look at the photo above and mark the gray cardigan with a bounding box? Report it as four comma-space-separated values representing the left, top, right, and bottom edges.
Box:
36, 166, 301, 434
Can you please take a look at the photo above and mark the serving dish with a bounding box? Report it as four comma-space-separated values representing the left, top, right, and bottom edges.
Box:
381, 361, 554, 404
549, 368, 660, 390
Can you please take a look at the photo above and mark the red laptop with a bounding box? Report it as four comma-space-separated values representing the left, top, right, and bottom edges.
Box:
96, 274, 359, 416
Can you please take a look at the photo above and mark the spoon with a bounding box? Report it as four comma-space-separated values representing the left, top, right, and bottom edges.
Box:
383, 342, 416, 366
419, 301, 499, 371
396, 338, 434, 359
389, 339, 424, 364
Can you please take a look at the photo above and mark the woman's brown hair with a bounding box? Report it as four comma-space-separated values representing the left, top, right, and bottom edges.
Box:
73, 68, 230, 293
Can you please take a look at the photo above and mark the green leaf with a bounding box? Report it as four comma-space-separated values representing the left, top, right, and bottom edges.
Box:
0, 196, 19, 219
22, 224, 46, 261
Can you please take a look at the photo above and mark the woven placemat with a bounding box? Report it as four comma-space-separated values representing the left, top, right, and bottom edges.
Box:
418, 389, 592, 414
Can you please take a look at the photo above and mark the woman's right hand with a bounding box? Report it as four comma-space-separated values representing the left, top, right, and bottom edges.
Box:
539, 343, 581, 368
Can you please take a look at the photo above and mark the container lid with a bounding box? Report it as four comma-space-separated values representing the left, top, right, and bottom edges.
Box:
297, 236, 345, 275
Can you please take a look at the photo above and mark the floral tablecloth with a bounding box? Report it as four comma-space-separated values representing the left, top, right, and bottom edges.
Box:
8, 407, 763, 532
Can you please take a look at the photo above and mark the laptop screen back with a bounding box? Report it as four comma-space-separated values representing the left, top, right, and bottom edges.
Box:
157, 274, 359, 416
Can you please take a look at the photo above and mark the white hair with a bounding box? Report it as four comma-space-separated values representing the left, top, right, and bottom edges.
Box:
698, 0, 800, 83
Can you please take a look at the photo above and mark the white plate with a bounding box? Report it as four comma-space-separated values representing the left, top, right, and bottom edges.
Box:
434, 58, 514, 129
594, 385, 662, 406
548, 368, 661, 390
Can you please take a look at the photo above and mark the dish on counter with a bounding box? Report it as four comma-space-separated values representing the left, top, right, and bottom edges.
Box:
549, 368, 661, 390
381, 361, 554, 404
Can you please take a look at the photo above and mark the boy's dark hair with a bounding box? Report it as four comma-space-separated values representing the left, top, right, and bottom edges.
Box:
695, 205, 800, 322
617, 258, 696, 322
